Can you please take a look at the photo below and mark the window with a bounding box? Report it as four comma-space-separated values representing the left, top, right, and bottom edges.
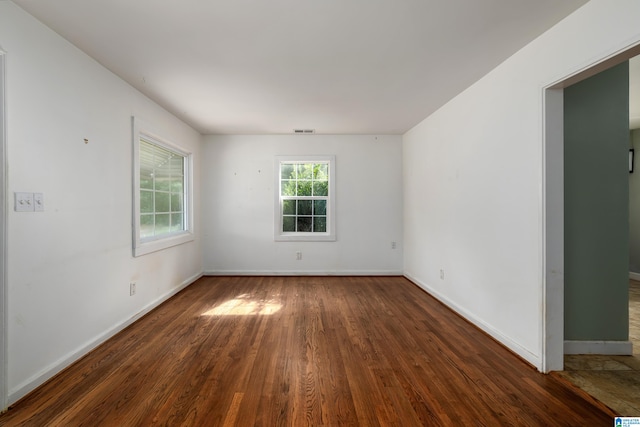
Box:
133, 118, 193, 256
274, 155, 335, 241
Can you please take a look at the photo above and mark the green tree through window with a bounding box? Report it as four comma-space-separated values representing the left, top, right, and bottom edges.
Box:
139, 139, 186, 239
280, 162, 329, 233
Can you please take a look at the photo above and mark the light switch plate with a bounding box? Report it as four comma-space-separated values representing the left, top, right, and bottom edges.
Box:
33, 193, 44, 212
15, 192, 34, 212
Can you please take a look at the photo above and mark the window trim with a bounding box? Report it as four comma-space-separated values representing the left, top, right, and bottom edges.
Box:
132, 117, 194, 257
274, 155, 336, 242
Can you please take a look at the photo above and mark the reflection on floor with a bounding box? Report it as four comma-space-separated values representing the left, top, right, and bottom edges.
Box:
554, 280, 640, 416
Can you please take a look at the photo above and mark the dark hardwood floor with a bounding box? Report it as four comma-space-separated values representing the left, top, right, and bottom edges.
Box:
0, 276, 616, 426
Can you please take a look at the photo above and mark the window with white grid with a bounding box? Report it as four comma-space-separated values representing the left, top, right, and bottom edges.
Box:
275, 156, 335, 241
139, 139, 186, 238
133, 118, 193, 256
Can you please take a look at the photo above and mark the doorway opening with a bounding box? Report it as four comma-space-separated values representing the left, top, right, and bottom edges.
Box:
543, 44, 640, 415
544, 43, 640, 372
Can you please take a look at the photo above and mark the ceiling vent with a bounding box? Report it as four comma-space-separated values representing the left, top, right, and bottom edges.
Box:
293, 129, 315, 134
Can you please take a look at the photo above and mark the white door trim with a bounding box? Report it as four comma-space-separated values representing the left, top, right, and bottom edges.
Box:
542, 40, 640, 373
0, 47, 8, 411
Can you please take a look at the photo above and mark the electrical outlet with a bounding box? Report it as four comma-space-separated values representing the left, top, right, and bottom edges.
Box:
130, 282, 136, 296
391, 241, 397, 249
296, 251, 302, 261
440, 269, 445, 280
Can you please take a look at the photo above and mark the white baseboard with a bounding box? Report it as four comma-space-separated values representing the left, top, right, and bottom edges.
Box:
8, 272, 203, 405
403, 273, 541, 370
204, 270, 403, 276
629, 271, 640, 281
564, 340, 633, 355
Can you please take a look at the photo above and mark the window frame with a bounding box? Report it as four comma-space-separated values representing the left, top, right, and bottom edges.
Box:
274, 155, 336, 242
132, 117, 194, 257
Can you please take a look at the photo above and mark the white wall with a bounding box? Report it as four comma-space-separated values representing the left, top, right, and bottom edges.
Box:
202, 134, 403, 275
0, 2, 203, 403
403, 0, 640, 370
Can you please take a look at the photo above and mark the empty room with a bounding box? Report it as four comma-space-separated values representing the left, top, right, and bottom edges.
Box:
0, 0, 639, 425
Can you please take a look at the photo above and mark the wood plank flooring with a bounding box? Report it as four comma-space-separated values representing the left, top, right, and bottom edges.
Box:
0, 276, 616, 426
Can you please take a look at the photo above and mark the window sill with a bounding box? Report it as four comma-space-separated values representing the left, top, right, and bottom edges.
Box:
274, 233, 336, 242
134, 232, 195, 257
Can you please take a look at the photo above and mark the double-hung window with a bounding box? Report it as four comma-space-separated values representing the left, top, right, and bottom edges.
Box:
275, 155, 335, 241
133, 118, 193, 256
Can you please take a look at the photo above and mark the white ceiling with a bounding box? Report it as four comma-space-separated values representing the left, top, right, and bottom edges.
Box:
13, 0, 588, 135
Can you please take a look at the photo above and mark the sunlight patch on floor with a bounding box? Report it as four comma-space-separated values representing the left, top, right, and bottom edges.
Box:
202, 294, 282, 316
